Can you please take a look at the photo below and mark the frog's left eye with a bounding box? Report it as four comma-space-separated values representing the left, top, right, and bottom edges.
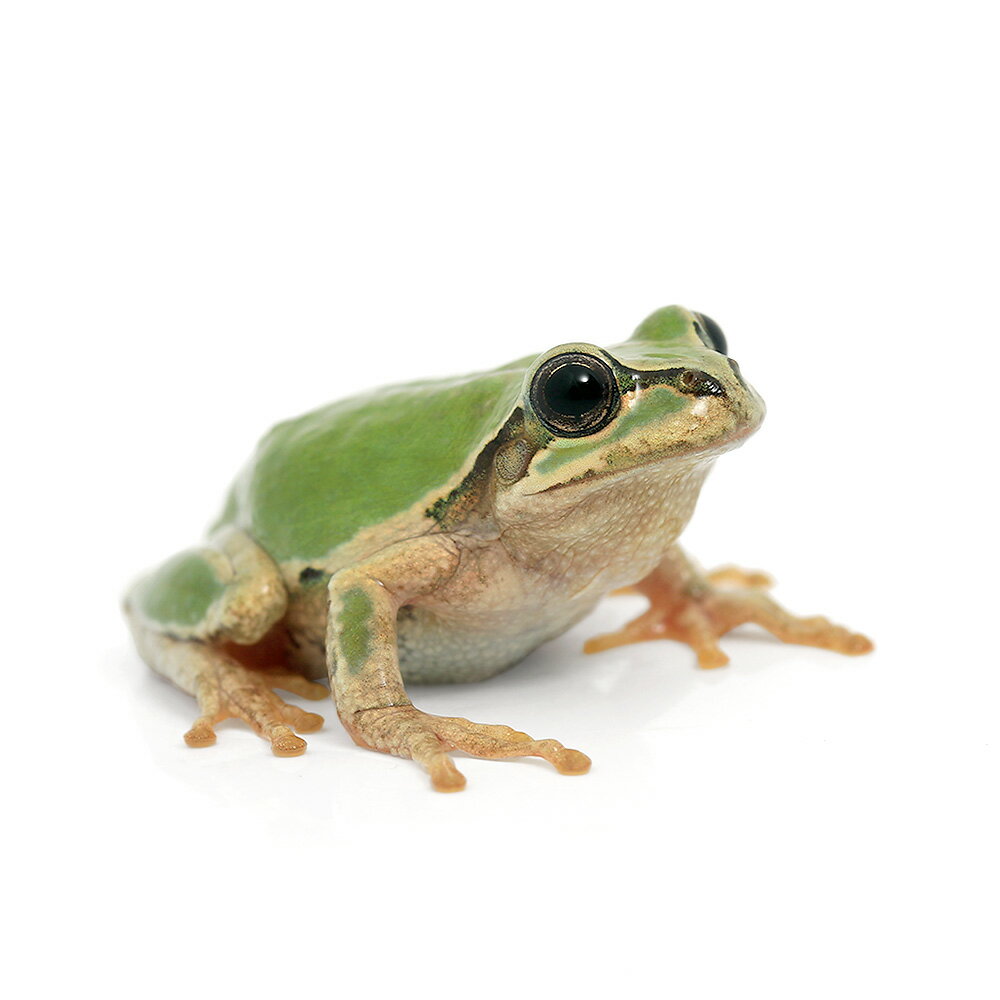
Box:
693, 312, 728, 355
530, 352, 620, 437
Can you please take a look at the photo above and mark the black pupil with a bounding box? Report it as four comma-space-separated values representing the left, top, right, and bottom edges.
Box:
695, 312, 727, 355
544, 363, 606, 417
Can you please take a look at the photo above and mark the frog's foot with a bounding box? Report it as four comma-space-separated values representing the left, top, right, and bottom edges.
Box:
185, 658, 326, 756
586, 565, 873, 669
343, 706, 591, 792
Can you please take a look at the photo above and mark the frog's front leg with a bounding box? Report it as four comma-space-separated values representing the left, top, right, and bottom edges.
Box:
327, 536, 591, 792
585, 545, 873, 668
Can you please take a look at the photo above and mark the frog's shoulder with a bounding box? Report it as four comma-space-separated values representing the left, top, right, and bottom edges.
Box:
214, 359, 531, 563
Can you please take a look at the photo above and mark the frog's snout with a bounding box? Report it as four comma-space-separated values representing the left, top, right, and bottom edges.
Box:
726, 356, 747, 387
727, 365, 766, 433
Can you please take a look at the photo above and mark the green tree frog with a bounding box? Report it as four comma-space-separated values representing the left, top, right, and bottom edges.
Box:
126, 306, 872, 791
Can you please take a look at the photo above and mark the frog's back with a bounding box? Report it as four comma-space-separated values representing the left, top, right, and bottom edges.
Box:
214, 364, 527, 565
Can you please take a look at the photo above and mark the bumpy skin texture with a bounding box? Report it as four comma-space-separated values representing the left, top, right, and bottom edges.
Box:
125, 306, 872, 791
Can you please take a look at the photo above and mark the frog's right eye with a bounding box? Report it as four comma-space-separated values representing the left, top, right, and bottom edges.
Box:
693, 312, 728, 355
530, 352, 620, 437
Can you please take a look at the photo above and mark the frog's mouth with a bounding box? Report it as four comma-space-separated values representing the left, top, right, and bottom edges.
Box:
531, 421, 760, 496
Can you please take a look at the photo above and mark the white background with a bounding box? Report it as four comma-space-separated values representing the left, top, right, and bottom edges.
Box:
2, 2, 997, 997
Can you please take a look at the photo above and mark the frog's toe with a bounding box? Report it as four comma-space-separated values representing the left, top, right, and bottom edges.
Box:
845, 632, 875, 655
584, 606, 666, 654
585, 613, 730, 668
720, 594, 874, 658
184, 718, 218, 748
268, 726, 308, 758
548, 746, 592, 775
706, 565, 775, 589
346, 706, 590, 791
692, 639, 730, 670
266, 673, 329, 701
433, 716, 592, 777
768, 614, 874, 656
425, 752, 467, 793
281, 704, 325, 733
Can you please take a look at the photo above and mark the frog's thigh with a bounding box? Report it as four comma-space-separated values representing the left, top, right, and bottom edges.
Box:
126, 526, 288, 644
326, 537, 590, 792
126, 529, 325, 755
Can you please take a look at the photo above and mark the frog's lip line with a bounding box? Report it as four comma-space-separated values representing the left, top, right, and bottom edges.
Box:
531, 423, 759, 495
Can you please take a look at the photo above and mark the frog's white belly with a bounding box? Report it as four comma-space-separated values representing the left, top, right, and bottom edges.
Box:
394, 596, 599, 684
282, 565, 606, 684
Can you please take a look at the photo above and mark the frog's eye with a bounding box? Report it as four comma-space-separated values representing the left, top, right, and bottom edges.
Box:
693, 312, 728, 355
530, 352, 620, 437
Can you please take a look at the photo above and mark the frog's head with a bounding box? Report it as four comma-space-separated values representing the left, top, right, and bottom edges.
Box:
492, 306, 765, 518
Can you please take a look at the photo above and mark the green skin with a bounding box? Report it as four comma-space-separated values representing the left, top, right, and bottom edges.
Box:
126, 305, 871, 791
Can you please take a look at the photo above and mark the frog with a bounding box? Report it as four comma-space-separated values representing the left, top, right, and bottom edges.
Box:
125, 305, 873, 791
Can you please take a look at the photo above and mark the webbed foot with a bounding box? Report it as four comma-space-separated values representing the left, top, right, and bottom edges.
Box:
343, 706, 591, 792
185, 660, 327, 756
586, 564, 873, 668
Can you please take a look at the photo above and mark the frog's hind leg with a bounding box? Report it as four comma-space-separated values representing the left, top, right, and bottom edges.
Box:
125, 527, 327, 755
135, 629, 325, 756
